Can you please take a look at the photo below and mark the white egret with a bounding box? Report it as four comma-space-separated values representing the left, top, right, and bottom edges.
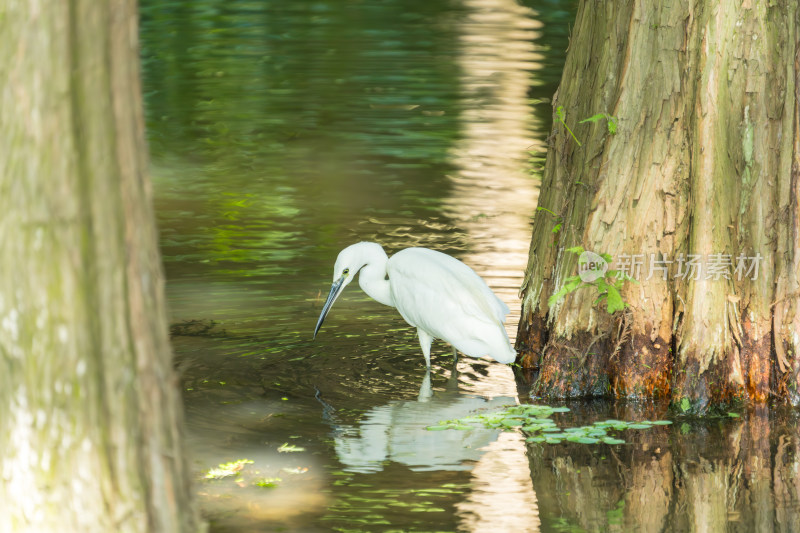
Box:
313, 242, 517, 368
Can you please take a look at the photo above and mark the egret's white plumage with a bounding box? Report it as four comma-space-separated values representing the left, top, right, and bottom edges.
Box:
314, 242, 517, 367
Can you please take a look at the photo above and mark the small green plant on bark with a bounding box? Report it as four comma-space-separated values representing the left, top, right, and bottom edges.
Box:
579, 112, 618, 135
556, 107, 618, 146
556, 106, 582, 146
548, 246, 636, 314
536, 206, 563, 235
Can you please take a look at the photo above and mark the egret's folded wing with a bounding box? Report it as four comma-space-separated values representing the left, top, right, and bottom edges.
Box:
387, 248, 509, 328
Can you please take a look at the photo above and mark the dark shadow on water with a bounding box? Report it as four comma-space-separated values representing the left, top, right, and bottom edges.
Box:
526, 401, 800, 532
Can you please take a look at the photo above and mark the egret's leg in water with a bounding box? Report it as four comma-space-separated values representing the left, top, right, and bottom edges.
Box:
418, 370, 432, 402
446, 355, 459, 390
417, 328, 434, 369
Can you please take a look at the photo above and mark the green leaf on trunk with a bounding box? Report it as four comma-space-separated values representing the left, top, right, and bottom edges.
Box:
578, 113, 607, 123
606, 285, 624, 313
548, 276, 583, 307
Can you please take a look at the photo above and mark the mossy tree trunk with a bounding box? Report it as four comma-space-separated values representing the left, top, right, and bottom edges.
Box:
0, 1, 201, 531
517, 0, 800, 412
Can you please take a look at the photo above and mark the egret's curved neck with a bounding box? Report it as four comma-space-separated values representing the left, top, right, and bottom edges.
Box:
358, 258, 394, 308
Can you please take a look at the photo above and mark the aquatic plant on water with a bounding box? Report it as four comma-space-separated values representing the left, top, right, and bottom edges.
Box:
426, 404, 673, 445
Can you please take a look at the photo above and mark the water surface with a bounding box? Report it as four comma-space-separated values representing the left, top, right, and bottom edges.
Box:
140, 1, 800, 531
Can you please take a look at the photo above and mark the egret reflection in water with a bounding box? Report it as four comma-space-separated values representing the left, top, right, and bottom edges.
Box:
320, 364, 517, 473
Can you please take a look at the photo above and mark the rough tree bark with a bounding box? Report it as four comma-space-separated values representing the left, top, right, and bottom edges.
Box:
0, 1, 201, 531
517, 0, 800, 412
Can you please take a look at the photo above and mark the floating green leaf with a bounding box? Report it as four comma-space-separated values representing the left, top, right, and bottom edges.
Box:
205, 458, 254, 479
254, 477, 282, 488
428, 404, 673, 447
278, 443, 306, 453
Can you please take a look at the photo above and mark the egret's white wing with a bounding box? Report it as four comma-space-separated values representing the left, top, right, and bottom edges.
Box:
387, 247, 509, 338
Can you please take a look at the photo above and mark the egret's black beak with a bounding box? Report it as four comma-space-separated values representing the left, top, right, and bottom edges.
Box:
314, 274, 347, 338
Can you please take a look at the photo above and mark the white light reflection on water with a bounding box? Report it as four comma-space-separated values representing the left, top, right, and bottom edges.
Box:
444, 0, 543, 530
457, 432, 541, 532
445, 0, 544, 344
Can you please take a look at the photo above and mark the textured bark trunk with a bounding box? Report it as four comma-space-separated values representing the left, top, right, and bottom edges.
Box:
0, 1, 200, 531
517, 0, 800, 411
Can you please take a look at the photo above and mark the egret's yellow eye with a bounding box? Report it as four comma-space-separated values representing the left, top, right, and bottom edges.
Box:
343, 268, 350, 275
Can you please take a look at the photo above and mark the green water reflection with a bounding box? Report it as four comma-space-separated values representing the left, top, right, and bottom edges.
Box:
141, 0, 800, 531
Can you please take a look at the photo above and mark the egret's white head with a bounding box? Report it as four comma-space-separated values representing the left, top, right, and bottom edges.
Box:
314, 242, 386, 338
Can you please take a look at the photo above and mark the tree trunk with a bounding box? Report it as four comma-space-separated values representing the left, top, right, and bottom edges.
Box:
0, 1, 201, 531
517, 0, 800, 411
